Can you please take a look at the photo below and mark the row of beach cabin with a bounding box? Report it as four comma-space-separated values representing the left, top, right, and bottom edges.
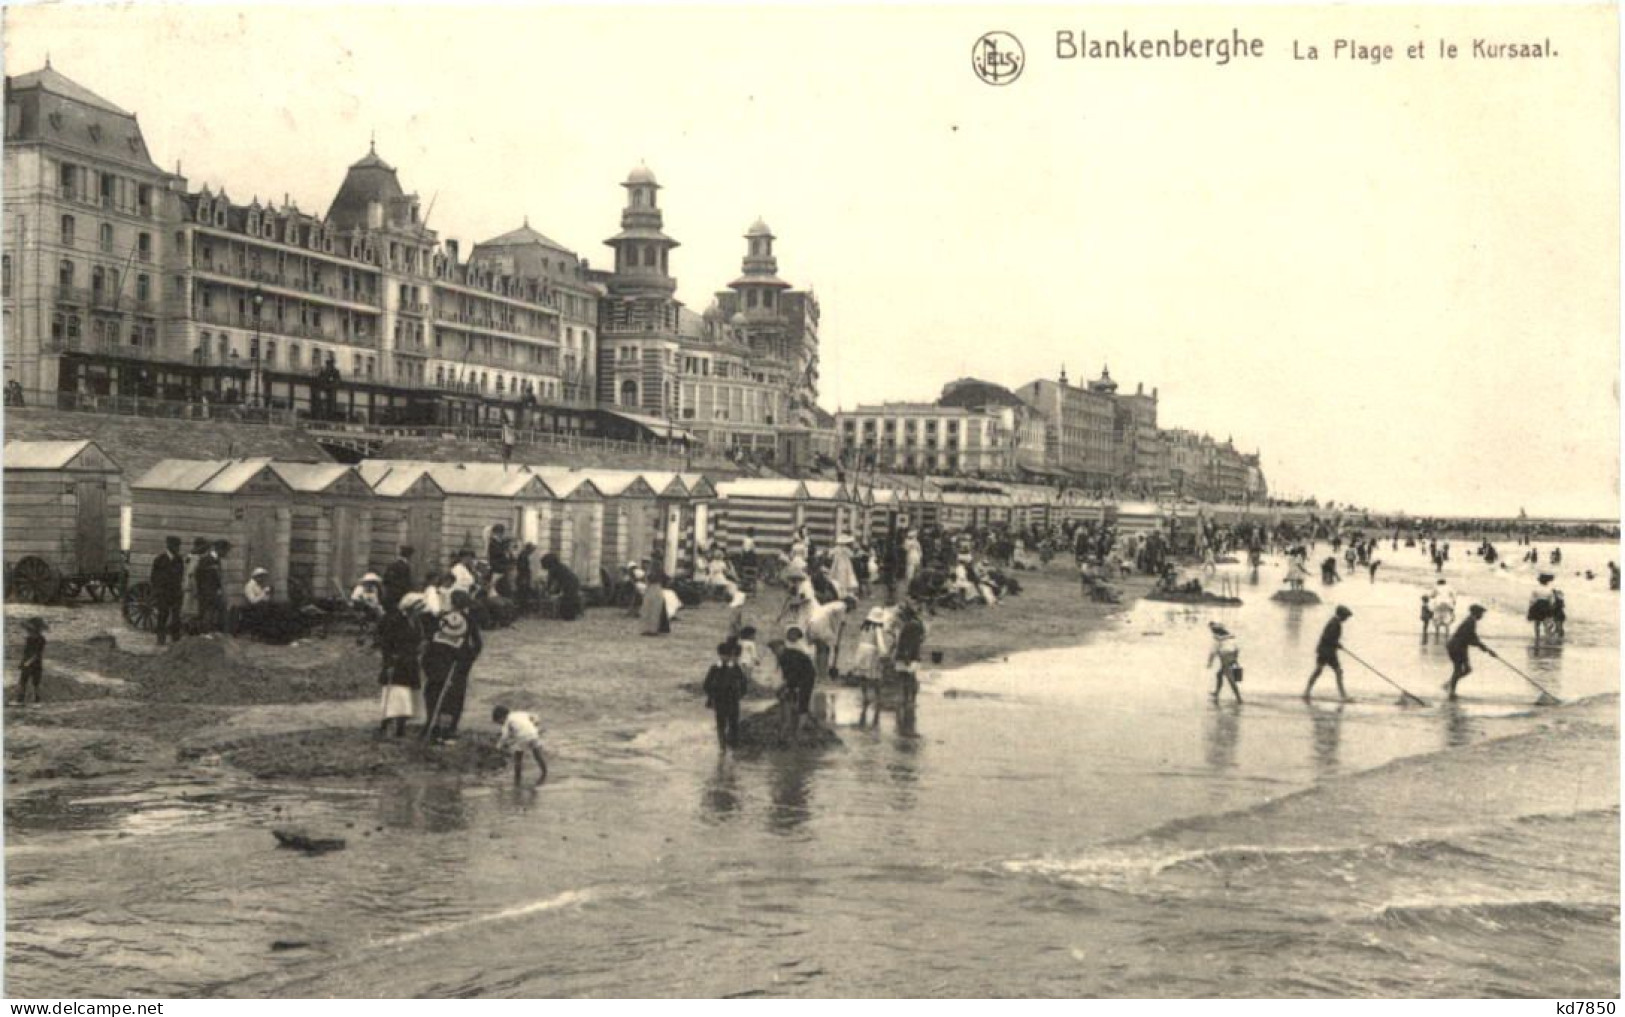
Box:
4, 441, 1310, 607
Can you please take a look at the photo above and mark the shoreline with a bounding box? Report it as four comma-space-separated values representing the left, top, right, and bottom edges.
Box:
3, 564, 1149, 789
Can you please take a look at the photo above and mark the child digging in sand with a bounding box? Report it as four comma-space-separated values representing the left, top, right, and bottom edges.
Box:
493, 705, 548, 785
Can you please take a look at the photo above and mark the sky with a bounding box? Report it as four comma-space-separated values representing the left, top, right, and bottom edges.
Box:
3, 5, 1617, 518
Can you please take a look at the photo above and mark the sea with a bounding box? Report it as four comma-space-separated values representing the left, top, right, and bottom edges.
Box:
4, 539, 1618, 997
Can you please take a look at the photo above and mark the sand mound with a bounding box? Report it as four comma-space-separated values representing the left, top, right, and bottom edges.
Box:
1271, 589, 1323, 605
735, 705, 842, 753
675, 677, 778, 701
192, 727, 508, 780
1146, 590, 1243, 606
57, 635, 378, 706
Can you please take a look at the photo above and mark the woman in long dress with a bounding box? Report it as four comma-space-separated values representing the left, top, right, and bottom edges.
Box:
640, 571, 671, 635
377, 594, 425, 737
829, 537, 859, 598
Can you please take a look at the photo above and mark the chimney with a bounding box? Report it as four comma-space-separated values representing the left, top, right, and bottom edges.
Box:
446, 239, 460, 265
1152, 387, 1158, 401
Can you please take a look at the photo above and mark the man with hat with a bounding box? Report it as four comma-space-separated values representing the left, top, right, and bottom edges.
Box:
892, 602, 927, 706
1304, 605, 1354, 701
14, 617, 47, 705
150, 535, 186, 646
1445, 604, 1495, 700
777, 626, 818, 741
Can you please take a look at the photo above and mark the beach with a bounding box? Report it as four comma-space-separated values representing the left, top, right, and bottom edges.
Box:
3, 548, 1616, 997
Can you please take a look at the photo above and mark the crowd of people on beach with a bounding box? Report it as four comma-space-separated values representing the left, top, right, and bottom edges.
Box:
14, 504, 1617, 789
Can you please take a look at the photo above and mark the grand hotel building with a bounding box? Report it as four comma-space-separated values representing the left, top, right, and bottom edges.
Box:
2, 64, 822, 454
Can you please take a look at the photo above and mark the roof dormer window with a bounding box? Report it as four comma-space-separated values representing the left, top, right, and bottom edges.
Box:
87, 124, 102, 144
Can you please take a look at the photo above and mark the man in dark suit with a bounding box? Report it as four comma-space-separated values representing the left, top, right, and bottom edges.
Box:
383, 544, 415, 610
150, 535, 186, 646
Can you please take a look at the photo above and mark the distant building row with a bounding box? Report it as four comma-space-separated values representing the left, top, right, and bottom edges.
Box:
1, 66, 829, 467
836, 367, 1267, 502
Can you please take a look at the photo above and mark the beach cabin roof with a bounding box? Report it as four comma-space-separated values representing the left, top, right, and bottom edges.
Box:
3, 439, 121, 473
568, 469, 658, 499
358, 462, 446, 499
716, 478, 808, 501
636, 471, 690, 499
802, 480, 846, 502
362, 460, 543, 499
679, 473, 719, 499
133, 458, 291, 496
268, 462, 373, 497
527, 469, 605, 501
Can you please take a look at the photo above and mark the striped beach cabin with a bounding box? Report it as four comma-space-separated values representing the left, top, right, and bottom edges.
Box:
565, 470, 662, 576
680, 473, 721, 556
525, 470, 608, 587
714, 479, 810, 557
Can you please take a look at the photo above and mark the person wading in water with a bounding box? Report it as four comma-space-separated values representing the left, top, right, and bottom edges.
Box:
1304, 605, 1354, 702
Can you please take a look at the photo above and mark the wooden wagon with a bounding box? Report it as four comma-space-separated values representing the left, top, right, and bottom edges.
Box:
3, 439, 127, 603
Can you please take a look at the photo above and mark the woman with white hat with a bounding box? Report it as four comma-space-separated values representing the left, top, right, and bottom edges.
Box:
853, 605, 892, 708
377, 593, 426, 738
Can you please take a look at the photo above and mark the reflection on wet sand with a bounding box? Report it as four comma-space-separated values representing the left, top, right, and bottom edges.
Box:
766, 749, 817, 835
1307, 701, 1344, 776
702, 758, 742, 822
1203, 701, 1242, 771
1439, 700, 1476, 750
378, 778, 471, 833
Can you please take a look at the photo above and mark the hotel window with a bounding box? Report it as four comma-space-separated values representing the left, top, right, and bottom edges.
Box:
60, 215, 76, 245
2, 255, 10, 298
135, 275, 150, 303
218, 335, 228, 361
265, 340, 277, 367
99, 223, 113, 253
59, 162, 77, 199
138, 233, 152, 262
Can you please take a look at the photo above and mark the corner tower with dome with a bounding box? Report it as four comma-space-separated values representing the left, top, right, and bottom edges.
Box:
594, 167, 823, 464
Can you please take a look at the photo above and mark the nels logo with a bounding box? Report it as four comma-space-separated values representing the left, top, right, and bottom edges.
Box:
972, 31, 1024, 86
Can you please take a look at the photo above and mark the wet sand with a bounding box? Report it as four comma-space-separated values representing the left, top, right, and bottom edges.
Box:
7, 547, 1612, 997
3, 565, 1142, 786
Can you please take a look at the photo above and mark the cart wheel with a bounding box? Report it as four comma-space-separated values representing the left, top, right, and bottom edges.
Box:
122, 580, 158, 632
10, 556, 61, 604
